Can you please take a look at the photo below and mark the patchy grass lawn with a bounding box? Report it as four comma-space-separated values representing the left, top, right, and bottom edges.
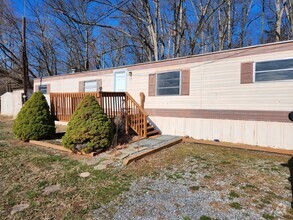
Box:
0, 116, 133, 219
1, 116, 293, 219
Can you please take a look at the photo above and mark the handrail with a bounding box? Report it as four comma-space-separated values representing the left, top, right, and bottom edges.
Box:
50, 92, 100, 95
125, 92, 148, 138
125, 92, 148, 116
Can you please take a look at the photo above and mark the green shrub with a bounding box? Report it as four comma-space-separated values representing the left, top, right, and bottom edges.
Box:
13, 92, 55, 141
62, 95, 112, 153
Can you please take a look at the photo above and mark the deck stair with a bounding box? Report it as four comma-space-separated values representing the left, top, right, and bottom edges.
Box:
146, 122, 160, 137
124, 92, 160, 138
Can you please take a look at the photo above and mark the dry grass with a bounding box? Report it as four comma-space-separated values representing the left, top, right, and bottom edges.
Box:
0, 117, 132, 219
1, 116, 293, 219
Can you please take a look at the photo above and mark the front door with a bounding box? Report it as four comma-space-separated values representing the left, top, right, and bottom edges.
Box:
114, 70, 127, 92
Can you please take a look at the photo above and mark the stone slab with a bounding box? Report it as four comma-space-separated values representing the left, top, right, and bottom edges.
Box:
79, 172, 91, 178
115, 153, 130, 160
129, 135, 180, 149
11, 204, 29, 215
42, 184, 61, 195
124, 136, 182, 165
94, 164, 107, 170
100, 159, 114, 166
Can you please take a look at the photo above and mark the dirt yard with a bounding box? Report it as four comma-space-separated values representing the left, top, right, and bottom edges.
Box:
0, 116, 292, 219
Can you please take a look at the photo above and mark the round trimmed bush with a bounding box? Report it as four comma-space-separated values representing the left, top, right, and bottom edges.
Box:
13, 92, 56, 141
62, 95, 112, 153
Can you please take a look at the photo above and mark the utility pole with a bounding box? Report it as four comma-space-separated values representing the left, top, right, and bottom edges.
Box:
84, 29, 89, 70
22, 16, 28, 103
141, 45, 144, 63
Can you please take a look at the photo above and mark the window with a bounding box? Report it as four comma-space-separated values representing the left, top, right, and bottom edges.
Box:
156, 71, 180, 96
84, 80, 97, 92
39, 85, 47, 94
255, 58, 293, 82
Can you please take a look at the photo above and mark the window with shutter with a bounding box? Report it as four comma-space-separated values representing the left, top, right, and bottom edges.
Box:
148, 69, 190, 96
254, 58, 293, 82
156, 71, 180, 96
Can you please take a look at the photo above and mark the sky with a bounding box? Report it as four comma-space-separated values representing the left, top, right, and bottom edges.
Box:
11, 0, 26, 17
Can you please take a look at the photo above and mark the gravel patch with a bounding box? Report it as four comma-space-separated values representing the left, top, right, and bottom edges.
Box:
93, 145, 292, 220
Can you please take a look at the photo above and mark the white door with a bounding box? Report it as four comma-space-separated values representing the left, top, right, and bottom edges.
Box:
114, 70, 127, 92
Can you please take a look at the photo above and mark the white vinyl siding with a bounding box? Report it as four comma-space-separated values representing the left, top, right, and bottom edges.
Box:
255, 58, 293, 82
156, 71, 180, 96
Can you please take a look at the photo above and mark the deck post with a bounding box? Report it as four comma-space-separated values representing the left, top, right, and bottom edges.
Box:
99, 91, 103, 108
50, 94, 55, 120
125, 94, 129, 135
144, 115, 147, 138
140, 92, 145, 109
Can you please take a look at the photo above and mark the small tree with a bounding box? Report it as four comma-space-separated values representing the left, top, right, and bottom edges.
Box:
13, 92, 55, 141
62, 95, 112, 153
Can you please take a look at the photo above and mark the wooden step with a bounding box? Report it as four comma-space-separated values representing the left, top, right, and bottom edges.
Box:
147, 129, 160, 137
147, 125, 154, 131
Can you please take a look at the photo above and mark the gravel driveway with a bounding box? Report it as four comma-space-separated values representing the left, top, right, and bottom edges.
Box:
92, 143, 293, 220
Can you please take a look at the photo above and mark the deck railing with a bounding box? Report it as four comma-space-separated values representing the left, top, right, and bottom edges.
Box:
50, 92, 99, 122
50, 91, 148, 138
125, 92, 148, 138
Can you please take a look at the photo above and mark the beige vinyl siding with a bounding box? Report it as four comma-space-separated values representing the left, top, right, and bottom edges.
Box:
135, 50, 293, 111
34, 50, 293, 112
36, 74, 114, 93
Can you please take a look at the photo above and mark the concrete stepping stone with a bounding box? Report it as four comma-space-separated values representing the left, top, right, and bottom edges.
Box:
94, 164, 107, 170
100, 159, 114, 166
42, 184, 61, 195
115, 153, 130, 160
11, 203, 29, 215
79, 172, 91, 178
81, 157, 101, 166
108, 150, 122, 157
94, 159, 114, 170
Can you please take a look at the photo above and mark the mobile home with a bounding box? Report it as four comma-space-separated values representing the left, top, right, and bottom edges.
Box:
34, 41, 293, 150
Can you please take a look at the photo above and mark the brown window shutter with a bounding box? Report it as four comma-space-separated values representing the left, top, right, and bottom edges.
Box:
181, 69, 190, 95
46, 84, 51, 94
34, 85, 39, 92
78, 81, 84, 92
148, 74, 156, 96
241, 62, 254, 84
97, 79, 102, 91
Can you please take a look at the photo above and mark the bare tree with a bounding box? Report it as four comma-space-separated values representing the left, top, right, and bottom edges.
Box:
283, 0, 293, 39
273, 0, 285, 41
0, 0, 35, 91
187, 0, 222, 54
0, 0, 292, 80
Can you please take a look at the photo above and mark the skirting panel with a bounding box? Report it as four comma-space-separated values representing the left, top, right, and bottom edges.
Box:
149, 116, 293, 150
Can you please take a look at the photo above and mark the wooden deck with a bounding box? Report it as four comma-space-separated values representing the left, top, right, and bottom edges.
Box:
50, 92, 159, 138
